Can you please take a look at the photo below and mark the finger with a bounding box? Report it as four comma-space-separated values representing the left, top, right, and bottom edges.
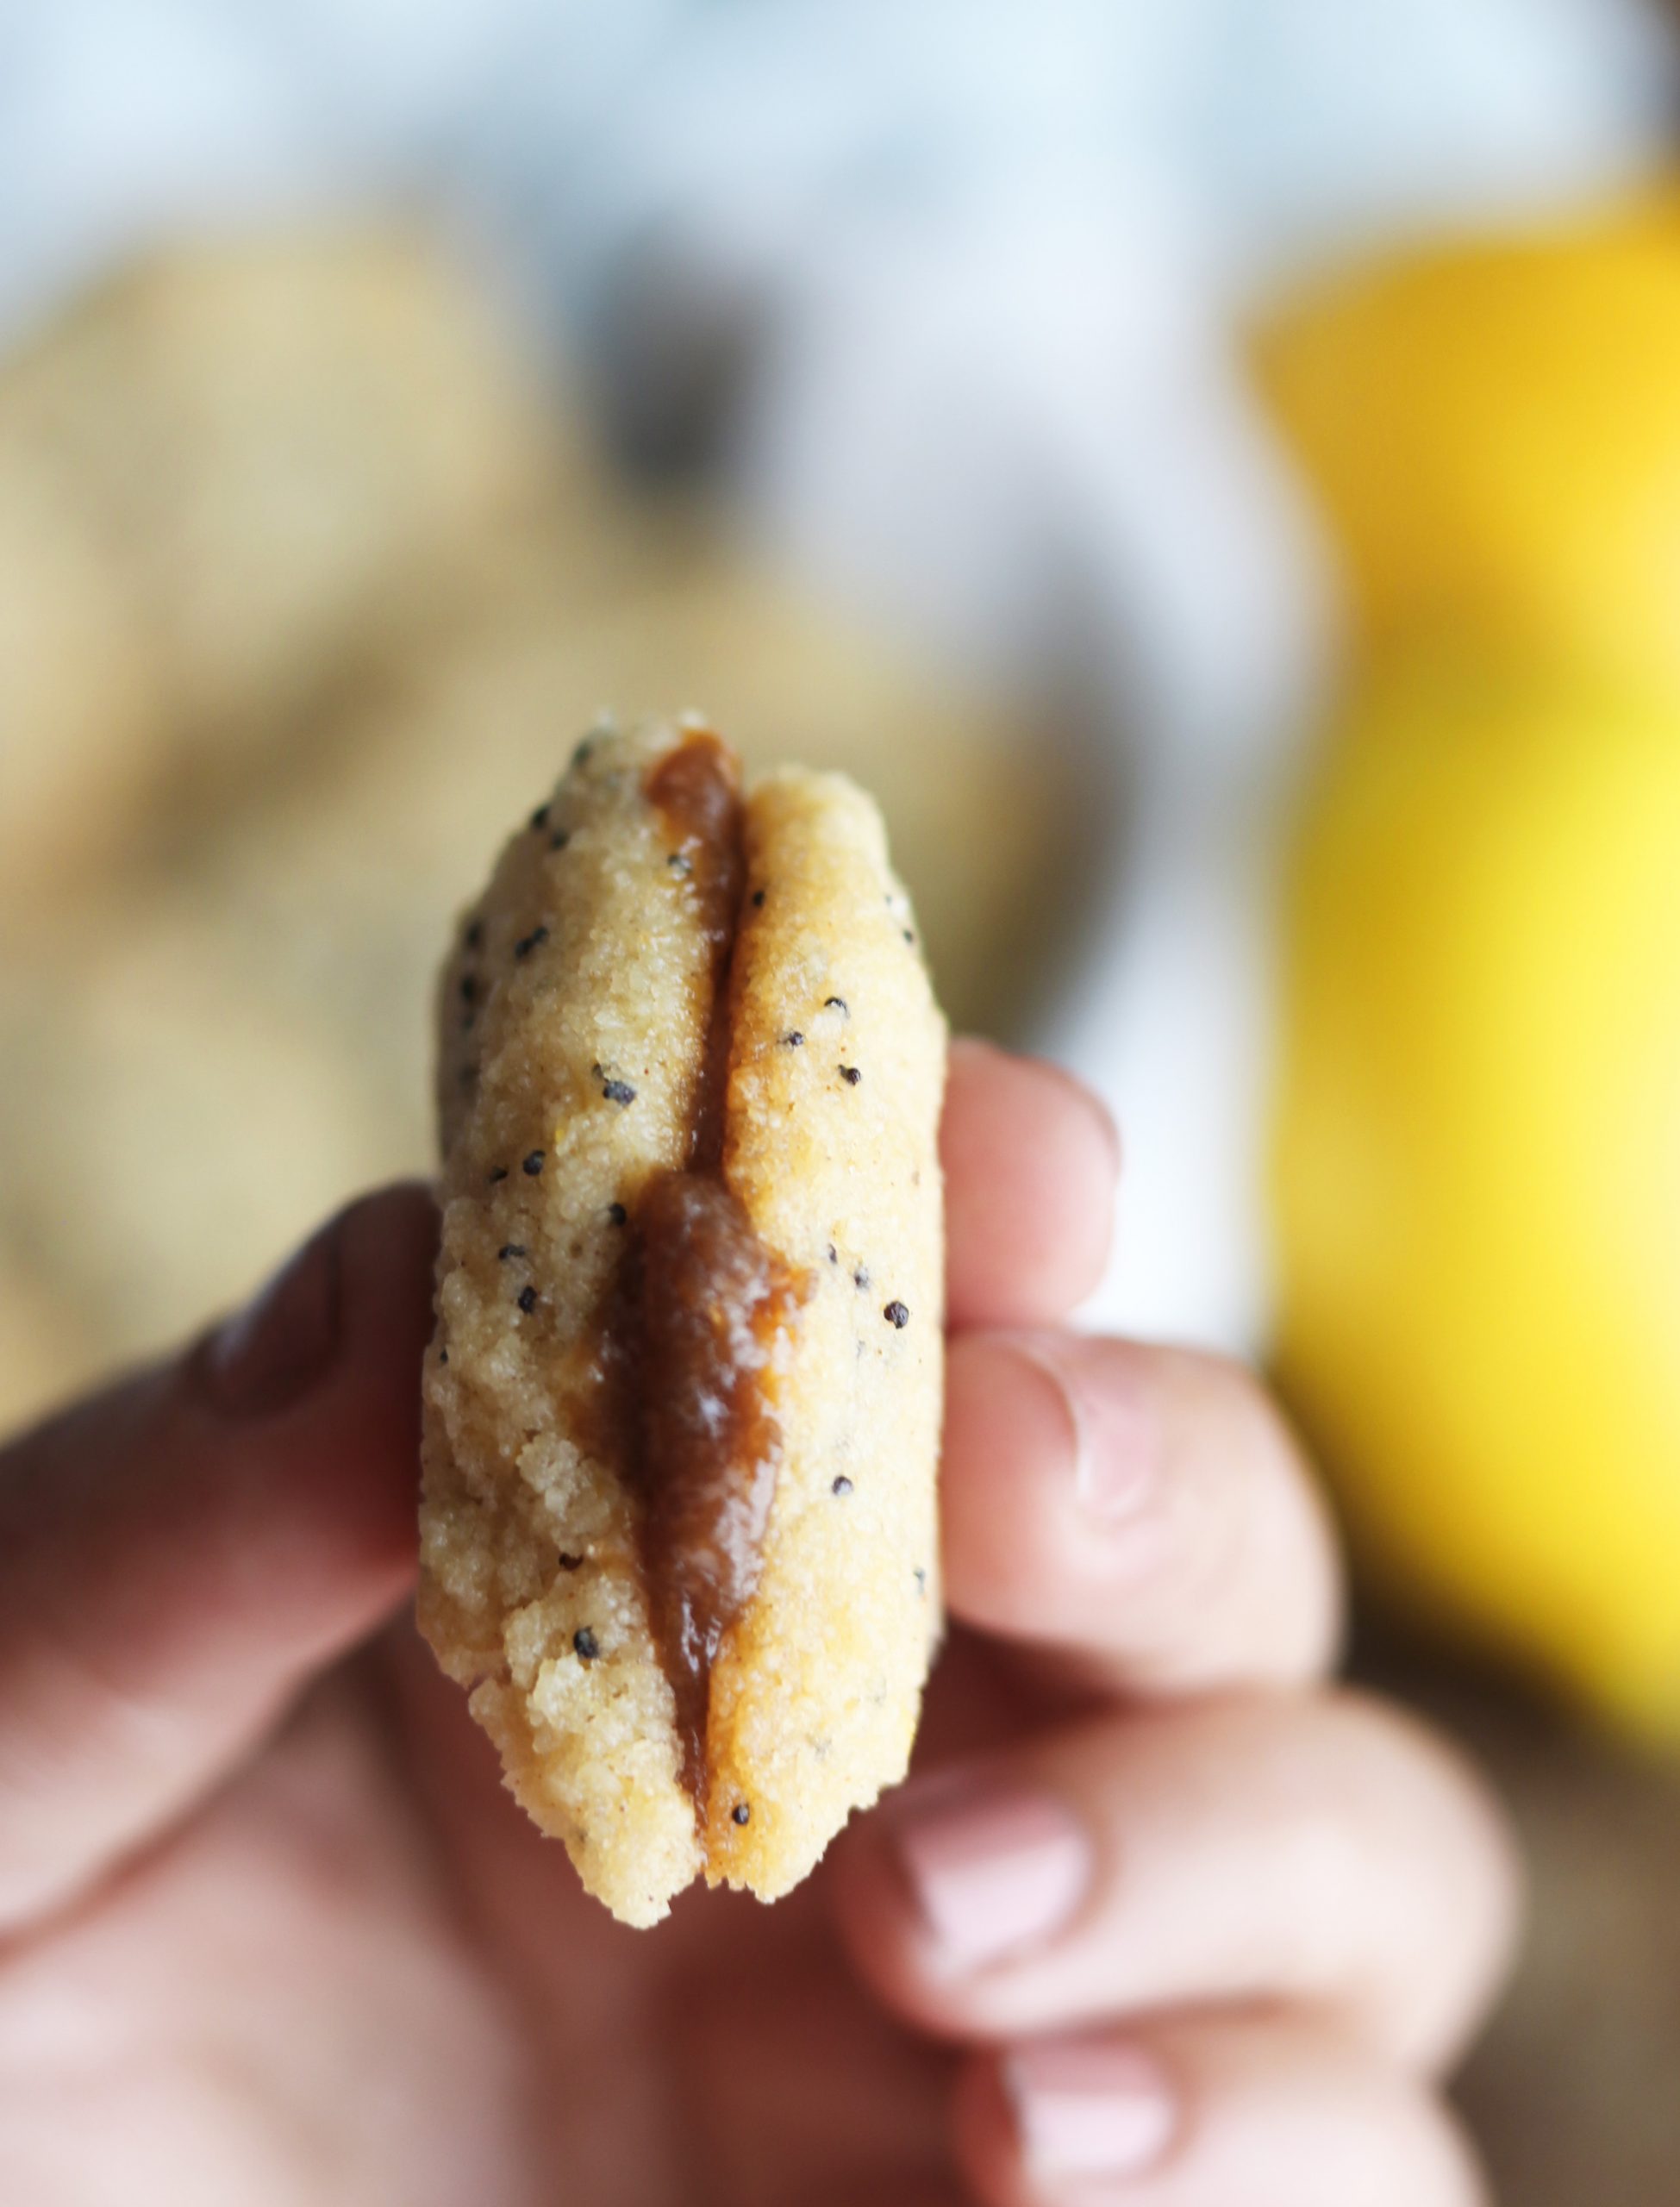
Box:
0, 1185, 436, 1931
942, 1334, 1341, 1695
954, 2016, 1487, 2207
834, 1692, 1521, 2073
943, 1041, 1119, 1331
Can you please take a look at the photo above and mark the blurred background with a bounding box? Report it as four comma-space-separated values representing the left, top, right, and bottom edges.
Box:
3, 3, 1679, 2193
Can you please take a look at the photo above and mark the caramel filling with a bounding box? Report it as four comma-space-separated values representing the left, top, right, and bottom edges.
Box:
610, 734, 804, 1802
631, 1174, 803, 1797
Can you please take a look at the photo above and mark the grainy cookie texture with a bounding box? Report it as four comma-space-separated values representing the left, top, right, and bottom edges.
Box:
419, 719, 946, 1925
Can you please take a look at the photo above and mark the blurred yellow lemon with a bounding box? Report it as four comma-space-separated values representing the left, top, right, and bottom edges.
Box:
1271, 650, 1680, 1741
1256, 191, 1680, 701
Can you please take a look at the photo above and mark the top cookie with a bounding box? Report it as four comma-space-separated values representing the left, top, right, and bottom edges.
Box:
419, 720, 946, 1925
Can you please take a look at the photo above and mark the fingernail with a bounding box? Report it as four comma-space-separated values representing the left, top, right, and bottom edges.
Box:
890, 1779, 1092, 1971
1011, 1336, 1161, 1520
201, 1217, 342, 1416
1006, 2040, 1180, 2179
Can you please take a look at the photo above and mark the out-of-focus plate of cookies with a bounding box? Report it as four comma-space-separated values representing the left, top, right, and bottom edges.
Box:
0, 225, 1070, 1427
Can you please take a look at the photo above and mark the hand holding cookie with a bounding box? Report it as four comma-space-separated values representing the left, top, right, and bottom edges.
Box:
0, 741, 1519, 2199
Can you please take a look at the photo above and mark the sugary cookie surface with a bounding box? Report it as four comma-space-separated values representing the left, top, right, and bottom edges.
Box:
419, 720, 946, 1925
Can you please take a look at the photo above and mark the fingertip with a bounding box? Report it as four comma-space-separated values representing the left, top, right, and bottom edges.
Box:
336, 1179, 440, 1353
829, 1759, 1101, 2057
954, 2037, 1183, 2206
195, 1180, 437, 1425
828, 1792, 998, 2053
297, 1179, 440, 1586
940, 1332, 1080, 1635
940, 1330, 1344, 1697
335, 1182, 440, 1376
828, 1806, 934, 2024
957, 2020, 1489, 2207
942, 1041, 1118, 1330
339, 1176, 440, 1260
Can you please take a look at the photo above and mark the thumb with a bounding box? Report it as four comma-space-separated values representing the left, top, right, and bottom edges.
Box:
0, 1184, 436, 1932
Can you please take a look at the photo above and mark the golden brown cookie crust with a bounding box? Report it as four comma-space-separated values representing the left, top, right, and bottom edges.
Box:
419, 721, 946, 1924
